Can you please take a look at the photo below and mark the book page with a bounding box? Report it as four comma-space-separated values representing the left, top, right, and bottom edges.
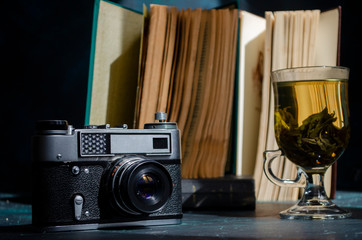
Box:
213, 9, 230, 177
174, 8, 238, 178
169, 9, 191, 124
185, 10, 216, 178
315, 9, 339, 66
166, 10, 182, 116
236, 11, 265, 176
138, 5, 168, 127
181, 9, 208, 178
178, 9, 202, 136
199, 9, 223, 178
254, 11, 274, 197
223, 9, 239, 176
89, 0, 143, 126
219, 9, 238, 177
316, 8, 340, 198
258, 11, 286, 201
278, 10, 304, 201
157, 7, 178, 113
210, 9, 226, 177
136, 6, 237, 179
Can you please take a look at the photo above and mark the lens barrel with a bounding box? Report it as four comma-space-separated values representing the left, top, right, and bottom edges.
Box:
109, 156, 172, 215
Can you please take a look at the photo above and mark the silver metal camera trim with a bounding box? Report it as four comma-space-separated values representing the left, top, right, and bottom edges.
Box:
33, 126, 181, 162
78, 128, 173, 157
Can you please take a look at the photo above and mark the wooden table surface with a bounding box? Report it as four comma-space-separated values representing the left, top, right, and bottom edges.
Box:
1, 191, 362, 239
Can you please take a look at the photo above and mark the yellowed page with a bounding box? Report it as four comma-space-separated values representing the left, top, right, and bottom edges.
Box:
157, 7, 178, 113
138, 5, 168, 127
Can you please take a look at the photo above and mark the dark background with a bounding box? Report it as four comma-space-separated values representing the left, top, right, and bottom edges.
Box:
1, 0, 361, 196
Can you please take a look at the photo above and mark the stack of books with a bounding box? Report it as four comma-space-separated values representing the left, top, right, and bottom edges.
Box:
86, 0, 341, 202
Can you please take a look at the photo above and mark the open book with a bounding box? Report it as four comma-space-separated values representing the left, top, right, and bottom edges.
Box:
85, 0, 342, 200
254, 8, 341, 201
85, 0, 239, 179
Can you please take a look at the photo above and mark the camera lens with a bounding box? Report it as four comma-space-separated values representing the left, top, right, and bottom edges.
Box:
109, 156, 172, 215
137, 174, 157, 200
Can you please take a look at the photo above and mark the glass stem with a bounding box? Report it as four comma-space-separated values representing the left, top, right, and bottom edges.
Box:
299, 171, 330, 205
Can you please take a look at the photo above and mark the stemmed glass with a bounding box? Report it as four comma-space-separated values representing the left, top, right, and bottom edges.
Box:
264, 66, 351, 219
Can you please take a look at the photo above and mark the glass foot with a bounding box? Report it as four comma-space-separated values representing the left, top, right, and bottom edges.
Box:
280, 201, 352, 220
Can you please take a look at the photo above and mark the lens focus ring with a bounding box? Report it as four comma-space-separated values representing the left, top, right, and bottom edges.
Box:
109, 156, 172, 215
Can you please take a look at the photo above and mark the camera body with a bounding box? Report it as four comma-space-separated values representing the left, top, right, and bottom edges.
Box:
32, 116, 182, 231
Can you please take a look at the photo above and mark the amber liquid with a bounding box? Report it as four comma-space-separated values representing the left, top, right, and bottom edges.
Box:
274, 79, 350, 170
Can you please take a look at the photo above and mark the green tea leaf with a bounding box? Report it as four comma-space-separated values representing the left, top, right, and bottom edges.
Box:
274, 107, 349, 167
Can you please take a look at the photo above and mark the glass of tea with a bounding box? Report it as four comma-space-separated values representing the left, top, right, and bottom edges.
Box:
264, 66, 351, 219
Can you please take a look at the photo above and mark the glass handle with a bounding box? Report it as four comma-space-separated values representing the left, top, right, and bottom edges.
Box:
263, 149, 305, 188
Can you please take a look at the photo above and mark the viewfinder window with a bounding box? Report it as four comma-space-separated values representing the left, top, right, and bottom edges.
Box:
153, 138, 168, 149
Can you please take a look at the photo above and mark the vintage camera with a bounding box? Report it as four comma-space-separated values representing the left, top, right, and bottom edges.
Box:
32, 113, 182, 232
